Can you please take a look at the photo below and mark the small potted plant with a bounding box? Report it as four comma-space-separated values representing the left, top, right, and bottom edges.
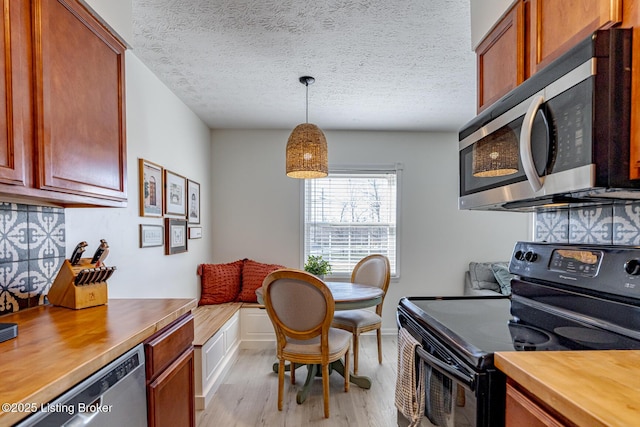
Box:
304, 255, 332, 279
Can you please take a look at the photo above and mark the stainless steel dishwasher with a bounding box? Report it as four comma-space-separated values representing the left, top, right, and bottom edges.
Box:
16, 344, 147, 427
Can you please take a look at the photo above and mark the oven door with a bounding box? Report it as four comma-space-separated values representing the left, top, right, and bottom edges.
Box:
414, 346, 479, 427
397, 309, 505, 427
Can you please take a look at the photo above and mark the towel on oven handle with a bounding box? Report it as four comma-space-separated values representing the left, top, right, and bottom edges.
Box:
395, 327, 425, 427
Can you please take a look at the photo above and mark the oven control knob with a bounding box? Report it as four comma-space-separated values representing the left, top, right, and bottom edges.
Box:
524, 251, 537, 262
624, 259, 640, 275
514, 250, 525, 261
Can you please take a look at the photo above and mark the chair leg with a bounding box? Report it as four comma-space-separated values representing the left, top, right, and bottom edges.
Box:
278, 359, 285, 411
377, 328, 383, 364
344, 347, 350, 392
290, 362, 296, 384
353, 332, 359, 375
322, 363, 330, 418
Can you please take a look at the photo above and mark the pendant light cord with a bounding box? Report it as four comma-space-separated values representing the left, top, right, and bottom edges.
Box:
305, 81, 309, 124
299, 75, 315, 124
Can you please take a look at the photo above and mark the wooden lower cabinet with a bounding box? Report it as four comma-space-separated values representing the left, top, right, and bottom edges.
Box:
506, 382, 572, 427
144, 313, 196, 427
147, 347, 195, 427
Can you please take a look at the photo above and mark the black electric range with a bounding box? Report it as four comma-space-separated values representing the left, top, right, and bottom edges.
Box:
397, 241, 640, 427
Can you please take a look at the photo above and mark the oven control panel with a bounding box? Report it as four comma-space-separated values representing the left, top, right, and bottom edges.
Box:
509, 241, 640, 299
548, 248, 602, 277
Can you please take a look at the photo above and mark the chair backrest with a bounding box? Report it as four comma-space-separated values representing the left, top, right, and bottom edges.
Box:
263, 269, 335, 349
351, 254, 391, 314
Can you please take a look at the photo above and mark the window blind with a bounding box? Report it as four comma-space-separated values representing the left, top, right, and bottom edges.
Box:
303, 168, 398, 277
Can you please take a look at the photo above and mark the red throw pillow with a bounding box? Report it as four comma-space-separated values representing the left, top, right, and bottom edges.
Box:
198, 260, 244, 305
238, 259, 285, 303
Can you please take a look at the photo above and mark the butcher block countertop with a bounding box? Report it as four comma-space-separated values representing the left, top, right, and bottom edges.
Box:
0, 298, 196, 425
495, 351, 640, 427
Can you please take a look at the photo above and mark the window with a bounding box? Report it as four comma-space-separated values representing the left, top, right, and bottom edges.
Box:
303, 165, 400, 278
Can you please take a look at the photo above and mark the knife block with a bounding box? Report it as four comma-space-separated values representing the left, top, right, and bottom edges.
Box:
48, 259, 109, 309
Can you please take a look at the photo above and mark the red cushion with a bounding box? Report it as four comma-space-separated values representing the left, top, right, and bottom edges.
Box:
237, 259, 285, 303
198, 260, 244, 305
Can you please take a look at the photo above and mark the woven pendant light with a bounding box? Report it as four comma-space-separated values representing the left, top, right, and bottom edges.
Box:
286, 76, 328, 179
472, 127, 519, 177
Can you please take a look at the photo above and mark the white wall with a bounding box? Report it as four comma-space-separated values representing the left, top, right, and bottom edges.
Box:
65, 52, 212, 299
71, 0, 529, 325
210, 129, 531, 331
470, 0, 515, 48
82, 0, 133, 45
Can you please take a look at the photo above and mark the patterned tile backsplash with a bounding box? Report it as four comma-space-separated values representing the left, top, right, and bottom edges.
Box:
535, 202, 640, 245
0, 203, 65, 315
1, 198, 638, 314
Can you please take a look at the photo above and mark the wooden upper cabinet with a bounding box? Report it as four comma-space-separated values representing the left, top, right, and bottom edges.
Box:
623, 1, 640, 180
32, 0, 127, 204
0, 0, 31, 187
476, 0, 622, 113
476, 2, 525, 112
528, 0, 622, 75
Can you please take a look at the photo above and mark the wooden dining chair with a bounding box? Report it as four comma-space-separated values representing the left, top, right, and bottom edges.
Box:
331, 254, 390, 375
262, 269, 351, 418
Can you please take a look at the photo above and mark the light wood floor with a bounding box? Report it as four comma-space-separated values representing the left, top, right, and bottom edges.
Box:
197, 335, 398, 427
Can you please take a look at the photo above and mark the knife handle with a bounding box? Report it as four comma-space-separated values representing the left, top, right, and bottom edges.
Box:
91, 239, 109, 264
75, 269, 90, 286
74, 270, 85, 285
96, 266, 108, 283
103, 266, 116, 282
70, 241, 88, 266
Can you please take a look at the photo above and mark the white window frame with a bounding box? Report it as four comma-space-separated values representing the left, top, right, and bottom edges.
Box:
300, 163, 402, 280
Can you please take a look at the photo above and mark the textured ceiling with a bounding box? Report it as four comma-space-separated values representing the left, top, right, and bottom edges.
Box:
131, 0, 476, 131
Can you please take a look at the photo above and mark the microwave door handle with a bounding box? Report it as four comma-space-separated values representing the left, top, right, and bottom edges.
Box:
519, 95, 545, 192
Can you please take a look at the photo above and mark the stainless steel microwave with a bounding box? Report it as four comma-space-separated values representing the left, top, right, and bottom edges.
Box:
458, 28, 638, 211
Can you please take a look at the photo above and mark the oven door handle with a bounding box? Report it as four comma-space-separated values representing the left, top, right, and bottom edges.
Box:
415, 346, 475, 389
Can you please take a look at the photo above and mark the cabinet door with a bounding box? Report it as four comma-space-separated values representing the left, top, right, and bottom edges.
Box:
145, 314, 195, 380
32, 0, 127, 202
506, 383, 570, 427
147, 347, 196, 427
0, 0, 31, 186
476, 1, 525, 112
623, 3, 640, 180
528, 0, 622, 74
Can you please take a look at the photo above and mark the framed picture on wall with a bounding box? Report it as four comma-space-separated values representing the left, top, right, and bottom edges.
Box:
165, 218, 188, 255
188, 226, 202, 239
139, 224, 164, 248
139, 159, 163, 217
187, 180, 200, 224
164, 170, 187, 216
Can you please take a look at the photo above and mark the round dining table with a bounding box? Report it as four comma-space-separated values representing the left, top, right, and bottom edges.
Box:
255, 281, 384, 310
255, 281, 384, 404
